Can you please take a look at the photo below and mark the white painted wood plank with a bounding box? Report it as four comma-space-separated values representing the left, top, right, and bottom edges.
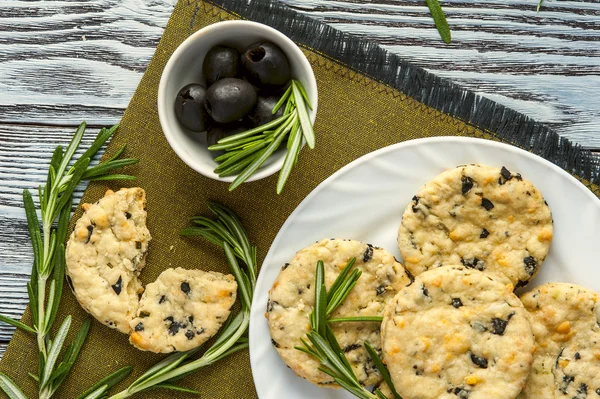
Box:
0, 0, 175, 125
0, 124, 112, 346
281, 0, 600, 147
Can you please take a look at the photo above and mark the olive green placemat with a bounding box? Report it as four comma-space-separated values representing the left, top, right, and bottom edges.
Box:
1, 0, 599, 398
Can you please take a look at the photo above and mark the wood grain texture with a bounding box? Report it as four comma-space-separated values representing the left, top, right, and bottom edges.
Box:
0, 0, 599, 360
281, 0, 600, 147
0, 0, 174, 125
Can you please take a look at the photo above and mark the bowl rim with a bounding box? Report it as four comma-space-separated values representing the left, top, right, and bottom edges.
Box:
158, 20, 318, 183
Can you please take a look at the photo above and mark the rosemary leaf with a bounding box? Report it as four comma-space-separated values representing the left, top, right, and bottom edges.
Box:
65, 319, 90, 364
537, 0, 544, 11
277, 123, 302, 194
128, 351, 193, 391
426, 0, 451, 44
81, 385, 108, 399
328, 316, 383, 323
27, 282, 38, 327
375, 389, 388, 399
228, 128, 288, 191
153, 384, 201, 395
82, 158, 138, 180
53, 158, 90, 224
47, 146, 63, 192
293, 80, 313, 110
88, 174, 136, 182
56, 196, 72, 245
326, 258, 356, 303
224, 242, 252, 309
44, 244, 65, 331
40, 316, 71, 389
216, 114, 289, 145
365, 342, 402, 399
272, 83, 293, 114
106, 144, 127, 163
76, 124, 119, 166
307, 332, 357, 384
325, 324, 353, 374
0, 315, 35, 334
292, 81, 315, 149
0, 373, 29, 399
55, 122, 86, 180
22, 190, 42, 274
296, 259, 394, 399
215, 141, 269, 171
218, 156, 259, 177
214, 150, 241, 163
210, 134, 266, 152
312, 260, 326, 336
190, 216, 237, 247
179, 227, 225, 247
326, 269, 361, 316
43, 280, 57, 332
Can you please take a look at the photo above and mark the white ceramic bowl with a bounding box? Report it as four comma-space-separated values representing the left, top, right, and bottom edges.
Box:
158, 20, 318, 183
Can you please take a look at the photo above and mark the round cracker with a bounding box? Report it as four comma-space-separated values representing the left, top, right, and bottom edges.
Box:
65, 187, 151, 333
266, 238, 411, 387
129, 267, 237, 353
398, 164, 553, 288
381, 265, 534, 399
518, 283, 600, 399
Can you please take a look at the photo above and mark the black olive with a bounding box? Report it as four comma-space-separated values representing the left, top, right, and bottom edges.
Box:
202, 45, 240, 86
174, 83, 212, 132
242, 41, 291, 90
206, 122, 247, 158
181, 282, 191, 294
481, 198, 495, 211
461, 176, 474, 194
343, 343, 361, 352
470, 352, 488, 368
363, 244, 374, 262
244, 95, 285, 127
111, 276, 123, 295
500, 166, 513, 181
524, 256, 538, 276
204, 78, 257, 123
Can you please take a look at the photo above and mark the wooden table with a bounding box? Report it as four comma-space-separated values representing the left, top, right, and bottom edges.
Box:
0, 0, 598, 358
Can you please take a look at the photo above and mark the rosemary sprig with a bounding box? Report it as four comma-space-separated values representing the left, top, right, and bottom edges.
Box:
0, 122, 137, 399
426, 0, 451, 44
99, 202, 257, 399
427, 1, 548, 44
295, 259, 401, 399
209, 79, 315, 193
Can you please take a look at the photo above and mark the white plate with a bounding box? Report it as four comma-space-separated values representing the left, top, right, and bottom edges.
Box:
249, 136, 600, 399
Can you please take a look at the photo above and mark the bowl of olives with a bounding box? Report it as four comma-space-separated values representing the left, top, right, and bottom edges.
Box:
158, 20, 318, 185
